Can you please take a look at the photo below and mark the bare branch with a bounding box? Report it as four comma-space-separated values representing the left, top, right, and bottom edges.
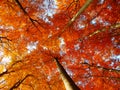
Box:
80, 62, 120, 73
0, 70, 15, 77
66, 0, 80, 19
77, 75, 120, 80
15, 0, 43, 33
88, 23, 120, 38
0, 70, 8, 77
0, 36, 11, 43
0, 36, 12, 50
78, 23, 120, 41
9, 74, 32, 90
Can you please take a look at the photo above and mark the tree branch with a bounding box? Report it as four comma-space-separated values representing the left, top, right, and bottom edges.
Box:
88, 23, 120, 38
43, 0, 93, 44
59, 0, 93, 36
9, 74, 31, 90
80, 62, 120, 73
15, 0, 43, 33
0, 36, 11, 42
67, 0, 93, 26
78, 23, 120, 41
77, 75, 120, 80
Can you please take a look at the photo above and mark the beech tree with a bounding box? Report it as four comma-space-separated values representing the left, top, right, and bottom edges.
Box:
0, 0, 120, 90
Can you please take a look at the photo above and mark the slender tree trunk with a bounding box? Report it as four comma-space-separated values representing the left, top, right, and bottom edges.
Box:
54, 58, 80, 90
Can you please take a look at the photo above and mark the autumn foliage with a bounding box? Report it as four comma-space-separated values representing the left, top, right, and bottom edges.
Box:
0, 0, 120, 90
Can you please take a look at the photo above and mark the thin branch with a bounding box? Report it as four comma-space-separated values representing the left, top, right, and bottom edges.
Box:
66, 0, 80, 19
0, 70, 15, 77
91, 75, 120, 80
78, 23, 120, 41
88, 23, 120, 38
14, 0, 27, 14
80, 62, 120, 73
0, 36, 11, 41
0, 36, 12, 50
15, 0, 43, 33
0, 60, 24, 77
0, 36, 11, 44
9, 74, 32, 90
0, 70, 8, 77
77, 75, 120, 80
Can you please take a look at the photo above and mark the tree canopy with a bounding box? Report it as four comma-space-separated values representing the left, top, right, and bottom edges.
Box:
0, 0, 120, 90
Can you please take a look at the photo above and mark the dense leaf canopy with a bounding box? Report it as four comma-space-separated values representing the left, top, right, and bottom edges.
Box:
0, 0, 120, 90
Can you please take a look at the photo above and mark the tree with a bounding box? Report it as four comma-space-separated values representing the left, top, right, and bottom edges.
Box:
0, 0, 120, 90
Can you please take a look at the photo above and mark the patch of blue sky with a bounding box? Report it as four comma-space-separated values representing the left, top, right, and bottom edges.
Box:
111, 37, 120, 49
74, 44, 80, 51
26, 41, 39, 53
37, 0, 58, 24
90, 16, 110, 26
107, 5, 112, 10
110, 54, 120, 62
90, 19, 96, 25
0, 25, 14, 30
98, 0, 104, 4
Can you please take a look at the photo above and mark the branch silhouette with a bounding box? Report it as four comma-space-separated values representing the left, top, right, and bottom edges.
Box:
10, 74, 32, 90
15, 0, 44, 34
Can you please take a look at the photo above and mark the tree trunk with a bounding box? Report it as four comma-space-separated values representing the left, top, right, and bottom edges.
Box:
54, 58, 80, 90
